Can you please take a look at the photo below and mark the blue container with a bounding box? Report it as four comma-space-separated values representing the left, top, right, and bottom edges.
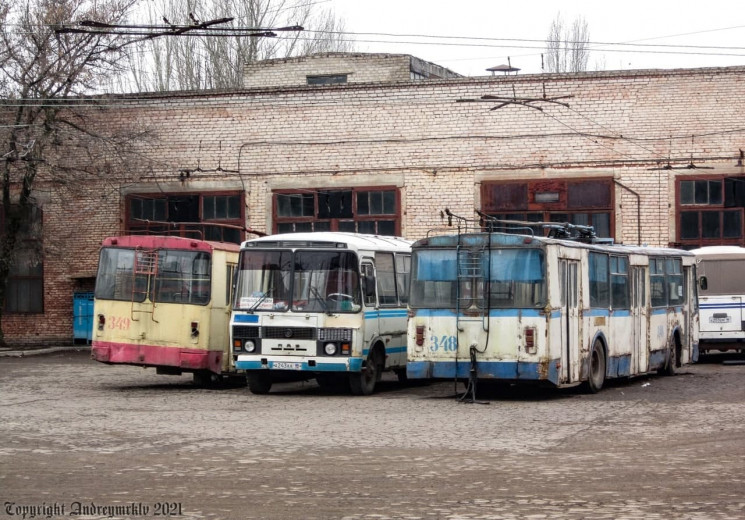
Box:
73, 292, 94, 344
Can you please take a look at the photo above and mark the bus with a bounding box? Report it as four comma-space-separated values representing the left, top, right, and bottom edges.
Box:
91, 235, 240, 385
406, 211, 699, 395
691, 246, 745, 353
231, 232, 413, 395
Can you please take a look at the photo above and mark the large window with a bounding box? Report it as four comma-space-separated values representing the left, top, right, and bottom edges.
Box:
589, 253, 629, 310
409, 248, 546, 309
677, 176, 745, 247
95, 247, 211, 305
2, 205, 43, 313
650, 257, 684, 308
274, 187, 400, 236
126, 192, 244, 244
374, 252, 411, 306
481, 178, 613, 239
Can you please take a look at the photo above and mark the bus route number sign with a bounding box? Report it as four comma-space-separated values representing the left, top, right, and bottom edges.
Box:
429, 335, 457, 352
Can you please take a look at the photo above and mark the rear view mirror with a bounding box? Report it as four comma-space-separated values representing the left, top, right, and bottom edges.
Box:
699, 276, 708, 291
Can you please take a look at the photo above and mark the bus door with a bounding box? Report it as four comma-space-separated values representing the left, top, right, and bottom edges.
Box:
360, 260, 379, 347
631, 266, 648, 373
560, 259, 580, 383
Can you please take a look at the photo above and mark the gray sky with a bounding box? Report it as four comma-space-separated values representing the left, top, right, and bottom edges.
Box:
329, 0, 745, 76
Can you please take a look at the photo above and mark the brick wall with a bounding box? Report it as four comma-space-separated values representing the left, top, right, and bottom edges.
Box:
243, 52, 461, 88
4, 63, 745, 344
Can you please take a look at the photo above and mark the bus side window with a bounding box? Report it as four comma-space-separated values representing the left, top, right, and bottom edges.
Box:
375, 252, 397, 306
361, 262, 377, 307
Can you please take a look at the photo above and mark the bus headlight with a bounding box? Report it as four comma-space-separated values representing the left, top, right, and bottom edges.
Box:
245, 340, 256, 353
324, 342, 337, 355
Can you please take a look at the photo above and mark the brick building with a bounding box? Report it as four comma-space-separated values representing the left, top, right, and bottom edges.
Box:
4, 52, 745, 345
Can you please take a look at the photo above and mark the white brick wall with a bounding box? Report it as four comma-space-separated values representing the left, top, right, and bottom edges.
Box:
5, 61, 745, 343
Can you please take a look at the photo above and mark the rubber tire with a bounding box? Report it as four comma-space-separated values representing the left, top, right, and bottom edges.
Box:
394, 368, 408, 383
193, 370, 218, 387
350, 351, 381, 396
658, 341, 677, 376
584, 339, 606, 394
247, 371, 272, 395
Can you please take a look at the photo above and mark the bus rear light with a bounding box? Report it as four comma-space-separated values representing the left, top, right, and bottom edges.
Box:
191, 321, 199, 338
97, 314, 105, 331
416, 325, 425, 346
524, 327, 536, 353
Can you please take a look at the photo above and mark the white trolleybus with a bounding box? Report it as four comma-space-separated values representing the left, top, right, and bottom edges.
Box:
230, 232, 413, 395
691, 246, 745, 353
407, 210, 699, 396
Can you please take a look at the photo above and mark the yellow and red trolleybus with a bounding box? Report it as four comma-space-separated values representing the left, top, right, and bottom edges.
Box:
91, 235, 240, 385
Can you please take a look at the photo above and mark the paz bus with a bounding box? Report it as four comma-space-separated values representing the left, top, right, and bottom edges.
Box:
230, 232, 412, 395
691, 246, 745, 353
91, 235, 240, 385
406, 211, 699, 396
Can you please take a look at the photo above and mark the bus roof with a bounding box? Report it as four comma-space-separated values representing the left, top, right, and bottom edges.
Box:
241, 232, 413, 253
690, 246, 745, 260
413, 232, 695, 257
101, 235, 241, 253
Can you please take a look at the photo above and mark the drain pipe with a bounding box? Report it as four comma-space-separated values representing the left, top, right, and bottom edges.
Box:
613, 179, 641, 246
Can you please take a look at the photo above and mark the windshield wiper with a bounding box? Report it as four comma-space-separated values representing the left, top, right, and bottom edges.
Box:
309, 285, 331, 314
248, 289, 272, 313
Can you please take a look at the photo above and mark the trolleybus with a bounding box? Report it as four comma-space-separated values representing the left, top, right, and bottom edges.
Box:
407, 211, 699, 395
231, 232, 412, 395
91, 235, 240, 385
692, 246, 745, 353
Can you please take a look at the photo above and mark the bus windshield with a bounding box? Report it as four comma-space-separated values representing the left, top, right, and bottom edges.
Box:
95, 247, 211, 305
409, 248, 546, 309
234, 250, 361, 313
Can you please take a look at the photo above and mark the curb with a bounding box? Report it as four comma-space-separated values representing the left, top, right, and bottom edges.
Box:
0, 346, 89, 358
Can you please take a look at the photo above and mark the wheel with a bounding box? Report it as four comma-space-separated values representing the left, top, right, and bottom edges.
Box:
247, 371, 272, 394
658, 341, 677, 376
193, 370, 219, 387
584, 339, 606, 394
350, 350, 381, 396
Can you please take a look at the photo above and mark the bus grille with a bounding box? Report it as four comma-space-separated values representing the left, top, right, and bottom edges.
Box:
233, 326, 260, 339
318, 328, 352, 342
263, 327, 316, 340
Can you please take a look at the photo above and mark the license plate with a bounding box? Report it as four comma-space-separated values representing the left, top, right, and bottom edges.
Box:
272, 361, 303, 370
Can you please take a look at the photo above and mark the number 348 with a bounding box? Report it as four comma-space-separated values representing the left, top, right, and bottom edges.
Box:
429, 335, 457, 352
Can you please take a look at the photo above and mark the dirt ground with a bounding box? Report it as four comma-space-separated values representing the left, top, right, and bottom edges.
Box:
1, 350, 744, 520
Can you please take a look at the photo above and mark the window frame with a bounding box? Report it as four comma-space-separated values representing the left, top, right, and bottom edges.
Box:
481, 178, 615, 239
676, 175, 745, 247
273, 186, 401, 236
1, 205, 44, 314
125, 191, 245, 244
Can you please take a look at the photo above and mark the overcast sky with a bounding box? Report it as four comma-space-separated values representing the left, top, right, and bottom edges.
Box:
328, 0, 745, 76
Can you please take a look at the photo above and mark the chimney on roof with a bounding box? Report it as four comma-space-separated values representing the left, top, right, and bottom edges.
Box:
487, 57, 520, 75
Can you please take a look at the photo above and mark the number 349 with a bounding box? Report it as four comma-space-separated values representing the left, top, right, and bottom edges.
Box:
429, 335, 457, 352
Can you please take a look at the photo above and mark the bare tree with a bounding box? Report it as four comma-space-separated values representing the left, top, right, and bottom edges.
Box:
544, 13, 591, 73
0, 0, 150, 346
124, 0, 355, 92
